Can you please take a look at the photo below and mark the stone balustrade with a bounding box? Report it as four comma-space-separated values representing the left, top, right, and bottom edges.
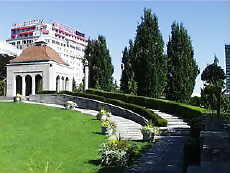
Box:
29, 94, 148, 126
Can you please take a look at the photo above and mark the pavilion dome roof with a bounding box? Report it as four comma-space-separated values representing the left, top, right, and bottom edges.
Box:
11, 45, 67, 65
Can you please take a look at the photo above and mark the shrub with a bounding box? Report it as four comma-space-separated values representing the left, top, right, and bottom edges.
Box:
99, 140, 137, 167
76, 92, 167, 126
101, 120, 116, 136
86, 89, 207, 124
189, 96, 201, 107
38, 90, 57, 94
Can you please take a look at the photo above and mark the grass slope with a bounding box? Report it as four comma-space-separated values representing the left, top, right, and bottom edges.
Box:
0, 103, 106, 173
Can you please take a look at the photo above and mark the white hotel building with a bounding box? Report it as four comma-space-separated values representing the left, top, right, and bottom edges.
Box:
6, 19, 88, 97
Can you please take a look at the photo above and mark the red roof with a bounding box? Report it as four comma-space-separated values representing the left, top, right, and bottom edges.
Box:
11, 45, 67, 65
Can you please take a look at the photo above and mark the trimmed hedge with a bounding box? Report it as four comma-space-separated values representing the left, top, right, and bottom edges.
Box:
86, 89, 208, 123
37, 90, 57, 94
38, 90, 167, 127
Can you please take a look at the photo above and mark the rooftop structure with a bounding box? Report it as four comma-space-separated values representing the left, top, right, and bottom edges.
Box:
0, 40, 21, 56
6, 19, 88, 86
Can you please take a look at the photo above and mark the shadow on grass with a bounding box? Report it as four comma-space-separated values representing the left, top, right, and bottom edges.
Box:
91, 118, 98, 121
88, 160, 124, 173
92, 131, 104, 135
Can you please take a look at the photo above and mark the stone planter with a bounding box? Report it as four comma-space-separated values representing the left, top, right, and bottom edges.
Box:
65, 105, 74, 110
100, 115, 108, 121
101, 126, 113, 135
14, 97, 21, 103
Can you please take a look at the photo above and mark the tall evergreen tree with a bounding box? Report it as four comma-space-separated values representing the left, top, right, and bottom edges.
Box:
120, 40, 135, 94
166, 22, 199, 102
84, 35, 114, 91
133, 9, 166, 97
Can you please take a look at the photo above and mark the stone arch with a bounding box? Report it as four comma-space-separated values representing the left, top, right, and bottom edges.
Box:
35, 74, 43, 94
56, 75, 60, 92
16, 75, 22, 95
65, 77, 69, 91
25, 75, 32, 96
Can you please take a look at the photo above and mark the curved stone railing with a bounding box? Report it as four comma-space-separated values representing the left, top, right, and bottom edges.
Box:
29, 94, 148, 126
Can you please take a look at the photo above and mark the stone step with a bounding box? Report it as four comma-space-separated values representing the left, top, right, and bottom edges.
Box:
166, 118, 184, 122
167, 124, 190, 129
119, 133, 142, 135
158, 114, 174, 118
167, 121, 188, 125
159, 126, 191, 136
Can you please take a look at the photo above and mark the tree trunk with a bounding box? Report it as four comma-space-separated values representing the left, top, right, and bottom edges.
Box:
217, 88, 221, 117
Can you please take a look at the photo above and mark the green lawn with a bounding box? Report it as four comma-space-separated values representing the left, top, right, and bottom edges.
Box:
0, 102, 107, 173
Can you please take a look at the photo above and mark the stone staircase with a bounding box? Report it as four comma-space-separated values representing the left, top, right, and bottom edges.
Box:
151, 109, 190, 136
108, 116, 143, 141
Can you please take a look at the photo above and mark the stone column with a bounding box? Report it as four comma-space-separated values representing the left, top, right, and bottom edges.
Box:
13, 75, 16, 96
32, 75, 36, 95
22, 75, 26, 96
84, 65, 89, 90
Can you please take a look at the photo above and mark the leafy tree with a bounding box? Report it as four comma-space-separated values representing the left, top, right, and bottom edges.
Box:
120, 40, 136, 94
0, 80, 6, 96
201, 56, 225, 116
132, 9, 166, 97
84, 35, 114, 91
165, 22, 199, 102
0, 54, 14, 96
0, 54, 14, 80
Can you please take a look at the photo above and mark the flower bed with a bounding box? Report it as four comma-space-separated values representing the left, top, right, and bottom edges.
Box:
99, 139, 137, 167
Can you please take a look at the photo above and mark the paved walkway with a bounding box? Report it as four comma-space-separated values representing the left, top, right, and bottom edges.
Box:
126, 136, 187, 173
125, 110, 191, 173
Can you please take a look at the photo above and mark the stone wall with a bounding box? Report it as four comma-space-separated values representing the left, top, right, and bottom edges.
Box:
29, 94, 148, 126
0, 96, 13, 100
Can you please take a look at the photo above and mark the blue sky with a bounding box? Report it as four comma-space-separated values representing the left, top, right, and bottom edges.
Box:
0, 1, 229, 95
